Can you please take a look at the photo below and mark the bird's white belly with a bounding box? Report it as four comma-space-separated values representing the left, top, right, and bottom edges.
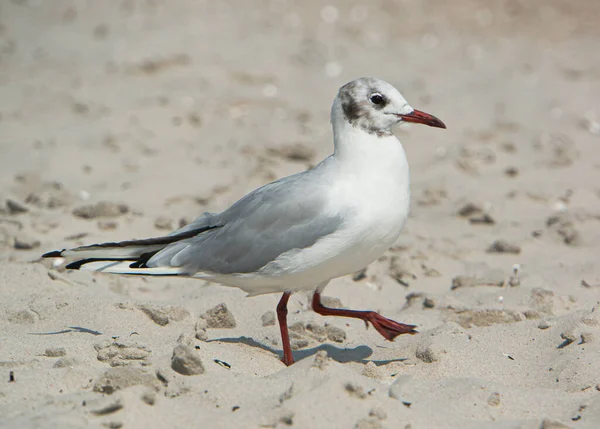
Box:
201, 179, 410, 295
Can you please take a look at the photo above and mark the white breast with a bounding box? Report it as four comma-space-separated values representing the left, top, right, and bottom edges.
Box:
234, 135, 409, 291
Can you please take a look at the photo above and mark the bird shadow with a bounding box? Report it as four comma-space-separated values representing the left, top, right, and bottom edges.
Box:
29, 326, 103, 336
209, 336, 409, 366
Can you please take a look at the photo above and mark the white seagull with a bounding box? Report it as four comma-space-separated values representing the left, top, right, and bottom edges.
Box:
43, 77, 446, 366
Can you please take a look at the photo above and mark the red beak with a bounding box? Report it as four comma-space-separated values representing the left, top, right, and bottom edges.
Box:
398, 109, 446, 129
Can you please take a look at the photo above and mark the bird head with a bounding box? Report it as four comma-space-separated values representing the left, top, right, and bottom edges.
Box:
334, 77, 446, 136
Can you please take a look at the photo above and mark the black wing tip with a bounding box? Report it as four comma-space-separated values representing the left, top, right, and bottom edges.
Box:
66, 258, 134, 270
65, 260, 85, 270
42, 250, 64, 258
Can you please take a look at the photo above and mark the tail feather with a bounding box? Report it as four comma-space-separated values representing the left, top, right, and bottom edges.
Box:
58, 245, 164, 261
73, 260, 185, 275
43, 225, 221, 272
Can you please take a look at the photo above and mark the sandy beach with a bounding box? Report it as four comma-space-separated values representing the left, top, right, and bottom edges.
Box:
1, 1, 600, 428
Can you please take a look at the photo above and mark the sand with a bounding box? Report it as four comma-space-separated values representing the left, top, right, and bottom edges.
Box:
1, 1, 600, 428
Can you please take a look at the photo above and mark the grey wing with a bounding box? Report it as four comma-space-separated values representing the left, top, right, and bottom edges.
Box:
147, 169, 343, 275
168, 211, 218, 235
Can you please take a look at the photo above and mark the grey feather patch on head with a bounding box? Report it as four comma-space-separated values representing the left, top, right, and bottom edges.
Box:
338, 78, 394, 137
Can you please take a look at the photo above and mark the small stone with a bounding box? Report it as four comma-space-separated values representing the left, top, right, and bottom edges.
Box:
93, 367, 161, 394
305, 322, 327, 342
267, 143, 315, 163
155, 369, 169, 387
416, 187, 447, 206
530, 288, 555, 314
94, 340, 151, 367
368, 406, 387, 420
171, 345, 204, 375
90, 399, 123, 416
458, 202, 482, 217
325, 325, 346, 343
546, 213, 579, 246
405, 292, 425, 306
580, 332, 594, 344
260, 408, 295, 427
289, 322, 306, 334
44, 347, 67, 357
13, 234, 40, 250
141, 390, 156, 406
290, 337, 310, 350
97, 220, 118, 230
523, 310, 541, 319
560, 330, 577, 344
558, 226, 579, 245
389, 255, 417, 286
138, 304, 188, 326
261, 311, 276, 326
422, 266, 441, 277
166, 306, 189, 322
73, 201, 129, 219
470, 213, 496, 225
487, 392, 501, 407
361, 361, 381, 379
423, 297, 435, 309
451, 275, 504, 290
138, 304, 169, 326
23, 181, 71, 209
320, 296, 344, 308
311, 350, 329, 369
275, 409, 294, 426
451, 276, 476, 289
195, 319, 208, 341
53, 357, 78, 368
201, 303, 236, 328
72, 102, 89, 115
352, 268, 367, 281
415, 344, 441, 363
546, 213, 565, 227
188, 114, 202, 127
345, 382, 367, 399
154, 216, 173, 230
487, 240, 521, 254
6, 199, 28, 214
538, 320, 551, 329
176, 333, 196, 348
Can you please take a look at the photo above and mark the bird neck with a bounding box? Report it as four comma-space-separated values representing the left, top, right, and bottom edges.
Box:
331, 115, 408, 174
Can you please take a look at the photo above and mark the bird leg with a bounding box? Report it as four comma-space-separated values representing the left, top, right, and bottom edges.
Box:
312, 291, 417, 340
277, 292, 294, 366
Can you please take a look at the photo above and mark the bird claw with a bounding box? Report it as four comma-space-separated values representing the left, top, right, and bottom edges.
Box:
366, 312, 417, 341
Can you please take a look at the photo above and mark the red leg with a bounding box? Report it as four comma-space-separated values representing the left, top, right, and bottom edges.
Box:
277, 292, 294, 366
312, 291, 417, 340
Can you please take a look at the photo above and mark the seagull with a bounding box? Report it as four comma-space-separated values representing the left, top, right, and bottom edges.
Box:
43, 77, 446, 366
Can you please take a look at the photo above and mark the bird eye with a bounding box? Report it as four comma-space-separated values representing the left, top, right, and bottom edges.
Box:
369, 93, 384, 105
